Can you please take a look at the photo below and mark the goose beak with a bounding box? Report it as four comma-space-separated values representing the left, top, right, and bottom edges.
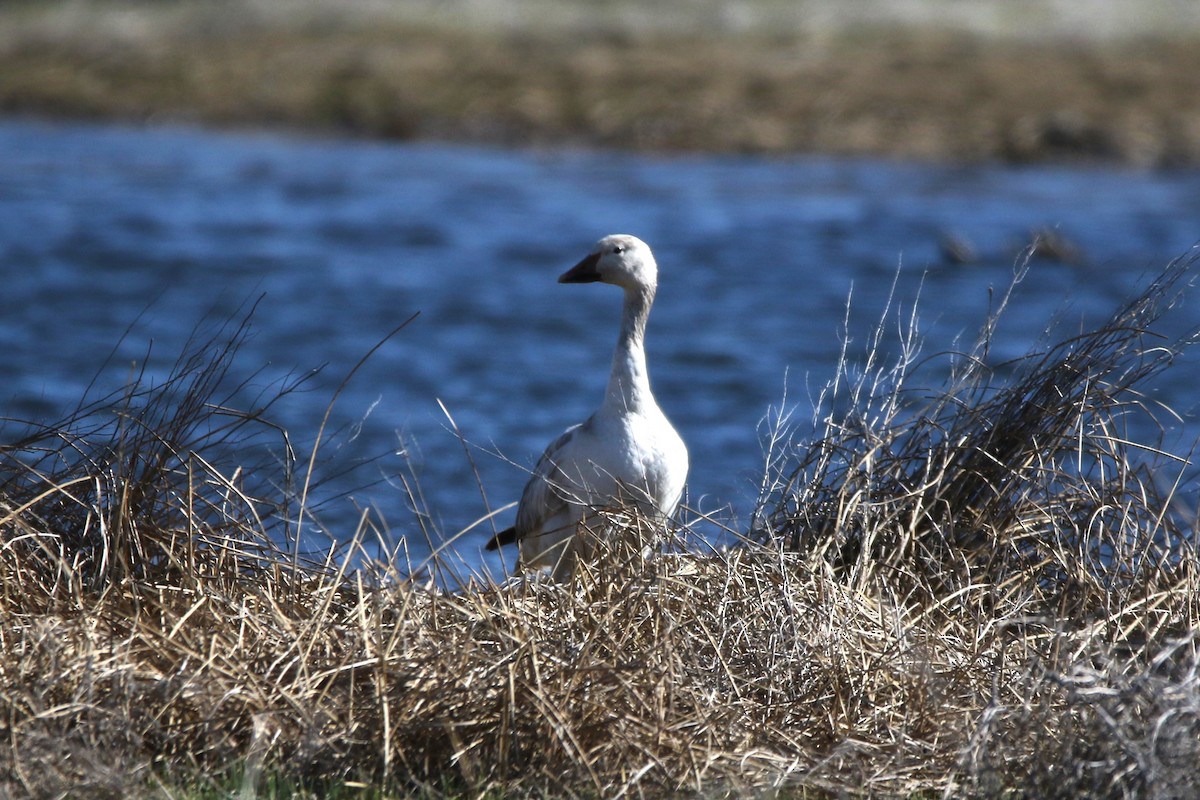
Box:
559, 252, 602, 283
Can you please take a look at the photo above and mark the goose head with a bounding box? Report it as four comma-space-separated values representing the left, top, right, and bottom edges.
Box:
559, 234, 657, 292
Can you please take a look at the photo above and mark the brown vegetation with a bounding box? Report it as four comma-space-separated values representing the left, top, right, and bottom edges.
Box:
2, 3, 1200, 165
2, 253, 1199, 797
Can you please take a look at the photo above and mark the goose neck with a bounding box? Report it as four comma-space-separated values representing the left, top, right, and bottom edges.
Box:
604, 284, 656, 413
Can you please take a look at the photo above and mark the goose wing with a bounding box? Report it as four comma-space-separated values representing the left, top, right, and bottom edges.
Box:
516, 423, 582, 535
485, 422, 583, 550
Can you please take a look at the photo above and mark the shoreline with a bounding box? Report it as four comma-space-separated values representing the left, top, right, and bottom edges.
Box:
1, 14, 1199, 167
4, 255, 1197, 798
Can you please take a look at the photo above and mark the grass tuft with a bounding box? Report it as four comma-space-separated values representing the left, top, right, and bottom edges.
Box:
2, 256, 1199, 797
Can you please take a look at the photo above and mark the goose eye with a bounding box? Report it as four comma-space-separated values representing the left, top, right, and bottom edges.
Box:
613, 245, 625, 254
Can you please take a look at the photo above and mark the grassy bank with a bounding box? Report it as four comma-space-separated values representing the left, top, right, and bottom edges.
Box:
2, 253, 1199, 797
3, 1, 1200, 165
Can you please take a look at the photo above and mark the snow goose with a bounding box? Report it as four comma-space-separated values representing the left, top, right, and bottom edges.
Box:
486, 234, 688, 578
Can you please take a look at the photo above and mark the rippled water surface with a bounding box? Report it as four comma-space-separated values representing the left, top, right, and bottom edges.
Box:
2, 120, 1198, 573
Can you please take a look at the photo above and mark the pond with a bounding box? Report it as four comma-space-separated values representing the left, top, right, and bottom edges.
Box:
2, 119, 1197, 575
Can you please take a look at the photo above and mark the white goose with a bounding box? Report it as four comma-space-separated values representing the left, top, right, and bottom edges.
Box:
486, 234, 688, 578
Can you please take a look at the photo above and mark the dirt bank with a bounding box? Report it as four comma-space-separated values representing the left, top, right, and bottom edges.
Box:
2, 16, 1199, 165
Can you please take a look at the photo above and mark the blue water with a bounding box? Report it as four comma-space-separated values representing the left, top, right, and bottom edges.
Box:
2, 119, 1198, 575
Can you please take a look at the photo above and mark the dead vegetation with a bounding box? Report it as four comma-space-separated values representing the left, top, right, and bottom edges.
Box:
2, 254, 1199, 798
3, 1, 1200, 165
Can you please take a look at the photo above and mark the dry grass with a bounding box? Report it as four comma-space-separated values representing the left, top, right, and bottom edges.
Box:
2, 254, 1199, 798
3, 1, 1200, 165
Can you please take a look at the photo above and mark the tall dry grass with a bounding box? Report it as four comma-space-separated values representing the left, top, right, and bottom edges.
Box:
2, 255, 1199, 798
6, 2, 1200, 165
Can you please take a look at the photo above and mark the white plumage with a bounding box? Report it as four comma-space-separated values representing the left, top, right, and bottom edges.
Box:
486, 234, 688, 577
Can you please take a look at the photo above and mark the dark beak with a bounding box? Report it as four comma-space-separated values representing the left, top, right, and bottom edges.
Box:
558, 252, 602, 283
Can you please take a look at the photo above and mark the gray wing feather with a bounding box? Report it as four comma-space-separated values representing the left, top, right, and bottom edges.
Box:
514, 423, 582, 538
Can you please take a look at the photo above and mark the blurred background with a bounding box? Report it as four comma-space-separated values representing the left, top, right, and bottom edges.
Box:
2, 0, 1199, 575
